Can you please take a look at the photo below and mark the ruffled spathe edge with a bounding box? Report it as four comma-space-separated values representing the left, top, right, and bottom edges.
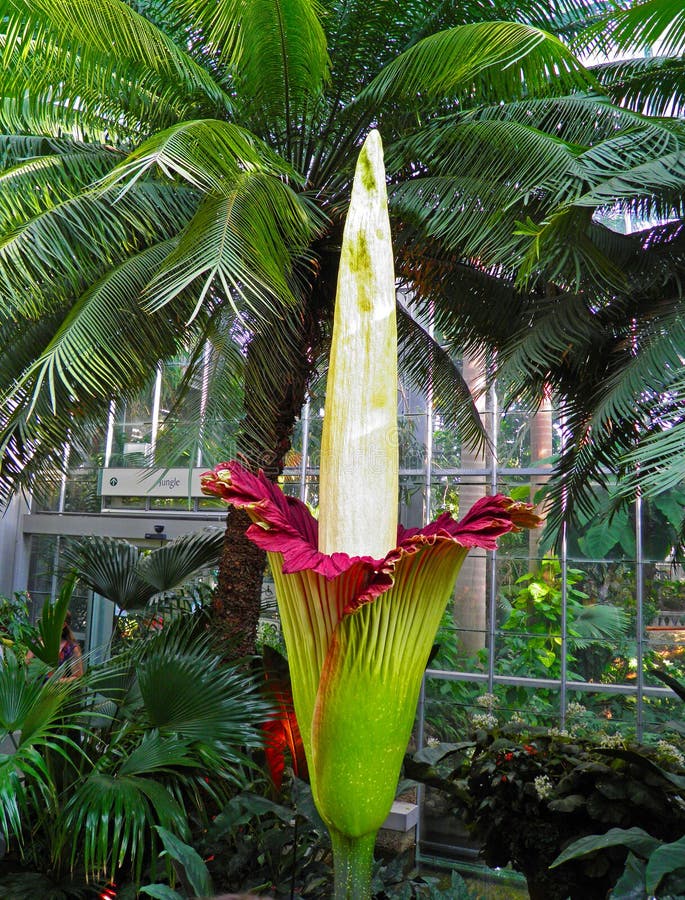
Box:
201, 461, 541, 614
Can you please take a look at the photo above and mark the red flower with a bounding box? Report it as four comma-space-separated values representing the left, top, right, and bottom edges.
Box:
201, 461, 540, 616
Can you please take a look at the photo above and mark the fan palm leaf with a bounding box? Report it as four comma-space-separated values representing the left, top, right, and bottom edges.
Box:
60, 536, 152, 610
62, 770, 189, 881
61, 530, 224, 610
570, 603, 630, 648
136, 529, 223, 592
135, 637, 267, 752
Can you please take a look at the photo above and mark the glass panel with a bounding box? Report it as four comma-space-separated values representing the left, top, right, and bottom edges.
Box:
26, 535, 90, 641
498, 402, 531, 468
101, 495, 147, 511
399, 411, 427, 471
63, 469, 100, 513
108, 377, 157, 467
563, 688, 637, 738
432, 416, 462, 470
149, 496, 193, 511
642, 688, 685, 739
31, 476, 63, 512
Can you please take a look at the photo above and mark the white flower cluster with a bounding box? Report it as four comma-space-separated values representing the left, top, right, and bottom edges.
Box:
471, 712, 498, 730
534, 774, 554, 800
476, 692, 500, 710
598, 732, 625, 749
565, 702, 587, 718
508, 712, 526, 725
546, 727, 569, 738
655, 740, 685, 769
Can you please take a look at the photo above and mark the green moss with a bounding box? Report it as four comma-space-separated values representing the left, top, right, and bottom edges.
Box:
346, 231, 373, 312
359, 148, 376, 193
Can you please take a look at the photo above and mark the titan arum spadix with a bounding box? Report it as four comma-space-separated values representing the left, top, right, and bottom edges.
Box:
202, 130, 540, 899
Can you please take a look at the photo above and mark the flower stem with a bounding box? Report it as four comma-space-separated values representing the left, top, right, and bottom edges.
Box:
330, 828, 376, 900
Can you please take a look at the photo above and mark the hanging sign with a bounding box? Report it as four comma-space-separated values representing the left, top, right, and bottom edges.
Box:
99, 468, 208, 498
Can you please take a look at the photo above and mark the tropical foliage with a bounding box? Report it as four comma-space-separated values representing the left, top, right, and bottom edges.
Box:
0, 590, 37, 662
497, 557, 629, 681
1, 0, 683, 632
414, 0, 685, 540
407, 724, 685, 900
0, 612, 267, 894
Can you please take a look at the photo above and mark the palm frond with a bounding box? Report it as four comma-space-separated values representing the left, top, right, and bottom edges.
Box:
574, 123, 685, 213
25, 574, 75, 667
593, 55, 685, 117
397, 304, 488, 455
363, 21, 596, 111
577, 0, 685, 60
60, 536, 152, 610
462, 94, 664, 148
2, 0, 231, 139
588, 313, 685, 433
134, 628, 268, 751
570, 603, 630, 647
63, 771, 188, 882
105, 118, 299, 195
117, 731, 198, 776
0, 139, 122, 229
143, 173, 323, 319
388, 120, 586, 272
0, 658, 85, 844
620, 394, 685, 497
0, 182, 197, 317
4, 241, 197, 415
175, 0, 329, 147
153, 319, 245, 467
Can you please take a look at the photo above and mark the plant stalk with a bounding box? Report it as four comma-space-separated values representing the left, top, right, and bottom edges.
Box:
330, 828, 376, 900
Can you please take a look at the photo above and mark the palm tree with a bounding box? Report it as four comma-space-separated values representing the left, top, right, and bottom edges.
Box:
0, 0, 607, 653
392, 0, 685, 545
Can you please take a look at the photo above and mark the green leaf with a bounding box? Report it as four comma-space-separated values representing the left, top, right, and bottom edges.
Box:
139, 886, 185, 900
645, 834, 685, 896
551, 827, 661, 868
365, 21, 595, 108
609, 852, 648, 900
154, 826, 213, 898
25, 574, 75, 666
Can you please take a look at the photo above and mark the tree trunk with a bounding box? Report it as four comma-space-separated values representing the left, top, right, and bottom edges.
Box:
211, 242, 337, 658
212, 506, 267, 658
529, 391, 554, 565
453, 352, 490, 658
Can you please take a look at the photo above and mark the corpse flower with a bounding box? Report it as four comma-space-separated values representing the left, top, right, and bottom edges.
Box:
202, 130, 540, 899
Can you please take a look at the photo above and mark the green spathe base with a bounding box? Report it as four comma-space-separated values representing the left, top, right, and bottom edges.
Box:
330, 828, 377, 900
